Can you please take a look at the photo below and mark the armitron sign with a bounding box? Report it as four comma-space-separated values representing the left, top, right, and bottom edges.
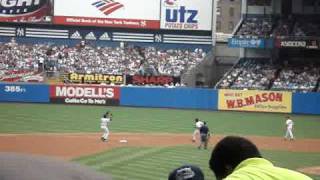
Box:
68, 73, 124, 85
50, 84, 120, 105
218, 90, 292, 113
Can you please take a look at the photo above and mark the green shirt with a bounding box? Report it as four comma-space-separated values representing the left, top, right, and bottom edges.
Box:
225, 158, 312, 180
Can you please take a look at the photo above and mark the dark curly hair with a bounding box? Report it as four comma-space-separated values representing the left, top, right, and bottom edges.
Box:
209, 136, 262, 180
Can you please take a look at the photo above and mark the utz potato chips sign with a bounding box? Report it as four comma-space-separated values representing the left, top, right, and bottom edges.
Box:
218, 90, 292, 113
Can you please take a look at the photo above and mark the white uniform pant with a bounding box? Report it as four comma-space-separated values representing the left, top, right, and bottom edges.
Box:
101, 126, 109, 140
192, 128, 200, 141
285, 128, 294, 139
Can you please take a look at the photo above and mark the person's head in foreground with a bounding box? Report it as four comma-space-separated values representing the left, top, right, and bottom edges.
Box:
168, 165, 204, 180
209, 136, 312, 180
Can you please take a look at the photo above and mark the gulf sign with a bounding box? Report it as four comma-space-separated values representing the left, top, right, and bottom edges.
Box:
160, 0, 212, 30
218, 90, 292, 113
53, 0, 160, 29
0, 0, 52, 22
50, 84, 120, 106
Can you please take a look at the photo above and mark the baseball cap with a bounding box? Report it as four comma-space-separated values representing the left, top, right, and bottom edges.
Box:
168, 165, 205, 180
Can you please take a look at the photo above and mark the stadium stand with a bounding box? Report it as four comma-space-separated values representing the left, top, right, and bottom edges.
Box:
216, 58, 320, 92
236, 17, 273, 38
0, 41, 207, 83
216, 58, 277, 90
293, 17, 320, 37
273, 16, 295, 37
271, 63, 320, 92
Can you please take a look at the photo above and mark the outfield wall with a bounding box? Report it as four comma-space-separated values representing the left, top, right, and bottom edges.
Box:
0, 83, 49, 103
0, 83, 320, 114
120, 87, 217, 110
292, 93, 320, 115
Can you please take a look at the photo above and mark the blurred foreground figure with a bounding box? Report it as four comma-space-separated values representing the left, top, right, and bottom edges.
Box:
168, 165, 204, 180
209, 136, 312, 180
0, 152, 112, 180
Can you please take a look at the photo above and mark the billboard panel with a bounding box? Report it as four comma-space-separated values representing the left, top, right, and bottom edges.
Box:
53, 0, 160, 29
126, 75, 180, 86
0, 0, 53, 23
50, 84, 120, 106
0, 83, 49, 103
0, 70, 44, 82
228, 38, 265, 48
275, 39, 320, 49
67, 73, 125, 85
160, 0, 212, 30
218, 90, 292, 113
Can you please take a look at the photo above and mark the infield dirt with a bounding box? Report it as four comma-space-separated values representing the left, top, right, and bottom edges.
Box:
0, 133, 320, 160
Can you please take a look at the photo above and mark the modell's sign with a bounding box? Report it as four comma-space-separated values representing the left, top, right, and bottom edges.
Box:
126, 75, 180, 85
50, 85, 120, 105
0, 0, 52, 22
68, 73, 124, 85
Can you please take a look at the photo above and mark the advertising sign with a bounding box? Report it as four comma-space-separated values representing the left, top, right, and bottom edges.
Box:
276, 39, 320, 49
218, 90, 292, 113
228, 38, 265, 48
126, 75, 180, 85
67, 73, 125, 85
53, 0, 160, 29
0, 0, 52, 23
160, 0, 212, 30
50, 84, 120, 105
0, 70, 44, 82
0, 83, 49, 103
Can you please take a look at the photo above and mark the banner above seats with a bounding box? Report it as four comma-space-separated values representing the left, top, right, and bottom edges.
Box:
53, 0, 212, 31
228, 37, 274, 49
275, 38, 320, 49
65, 73, 181, 86
0, 0, 52, 23
53, 0, 160, 29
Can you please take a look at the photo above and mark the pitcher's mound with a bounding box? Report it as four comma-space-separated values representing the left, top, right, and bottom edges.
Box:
298, 166, 320, 175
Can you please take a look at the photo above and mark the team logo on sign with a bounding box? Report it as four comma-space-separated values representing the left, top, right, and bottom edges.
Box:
92, 0, 124, 16
164, 0, 177, 6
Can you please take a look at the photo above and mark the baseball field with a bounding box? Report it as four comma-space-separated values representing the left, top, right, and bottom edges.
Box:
0, 103, 320, 180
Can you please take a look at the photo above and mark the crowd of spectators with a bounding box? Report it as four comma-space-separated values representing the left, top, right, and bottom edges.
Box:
216, 58, 320, 92
0, 41, 43, 72
236, 16, 320, 38
273, 17, 295, 37
271, 64, 320, 92
292, 18, 320, 37
236, 18, 273, 38
216, 59, 277, 90
0, 41, 206, 80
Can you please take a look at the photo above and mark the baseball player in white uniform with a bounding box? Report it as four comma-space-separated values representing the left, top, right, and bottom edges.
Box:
100, 112, 112, 142
284, 116, 294, 140
192, 118, 204, 142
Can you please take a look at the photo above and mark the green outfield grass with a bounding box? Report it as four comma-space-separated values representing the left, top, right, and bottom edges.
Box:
74, 146, 320, 180
0, 103, 319, 138
1, 103, 320, 180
